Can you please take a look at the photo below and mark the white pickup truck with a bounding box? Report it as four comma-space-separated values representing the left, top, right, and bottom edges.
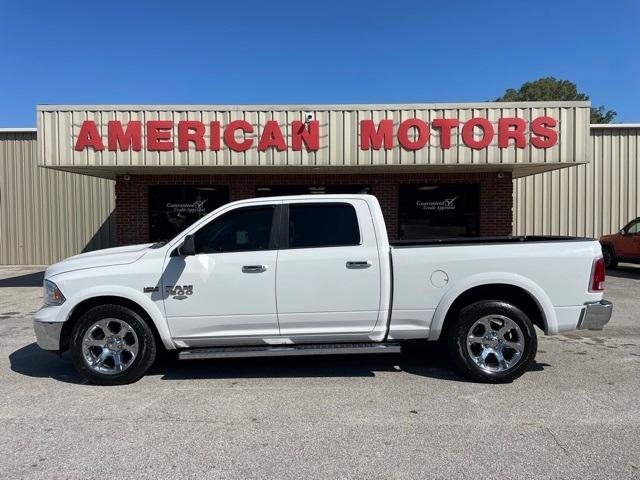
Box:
34, 194, 612, 385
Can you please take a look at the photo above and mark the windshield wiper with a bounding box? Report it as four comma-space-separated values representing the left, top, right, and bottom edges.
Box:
149, 241, 167, 249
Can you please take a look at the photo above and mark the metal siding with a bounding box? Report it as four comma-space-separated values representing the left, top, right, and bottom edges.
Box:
0, 132, 115, 265
38, 102, 590, 171
5, 120, 640, 262
513, 126, 640, 239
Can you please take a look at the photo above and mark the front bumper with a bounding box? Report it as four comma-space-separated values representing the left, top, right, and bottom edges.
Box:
33, 306, 66, 351
33, 319, 64, 351
578, 300, 613, 330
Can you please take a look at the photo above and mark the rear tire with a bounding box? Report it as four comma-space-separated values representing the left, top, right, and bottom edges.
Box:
447, 300, 537, 383
70, 304, 157, 385
602, 245, 618, 269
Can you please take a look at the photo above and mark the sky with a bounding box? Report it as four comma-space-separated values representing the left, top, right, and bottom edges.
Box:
0, 0, 638, 127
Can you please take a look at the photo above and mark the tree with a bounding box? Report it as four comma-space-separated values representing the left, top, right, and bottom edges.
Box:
495, 77, 616, 124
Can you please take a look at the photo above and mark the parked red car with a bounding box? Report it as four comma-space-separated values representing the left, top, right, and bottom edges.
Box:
599, 218, 640, 268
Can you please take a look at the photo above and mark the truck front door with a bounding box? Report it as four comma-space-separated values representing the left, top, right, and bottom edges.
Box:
162, 204, 280, 341
617, 219, 640, 259
275, 200, 382, 336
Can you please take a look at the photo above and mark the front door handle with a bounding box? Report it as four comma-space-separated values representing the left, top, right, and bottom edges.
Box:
346, 260, 372, 269
242, 265, 268, 273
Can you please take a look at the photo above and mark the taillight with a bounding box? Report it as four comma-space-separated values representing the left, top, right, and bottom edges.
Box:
589, 257, 605, 292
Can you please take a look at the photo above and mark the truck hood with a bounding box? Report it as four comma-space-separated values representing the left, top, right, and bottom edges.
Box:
599, 233, 617, 243
46, 243, 153, 278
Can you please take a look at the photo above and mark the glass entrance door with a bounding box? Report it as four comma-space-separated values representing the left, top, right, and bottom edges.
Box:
255, 185, 371, 196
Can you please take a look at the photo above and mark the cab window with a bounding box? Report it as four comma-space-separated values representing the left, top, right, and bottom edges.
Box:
625, 220, 640, 235
194, 206, 275, 253
287, 203, 360, 248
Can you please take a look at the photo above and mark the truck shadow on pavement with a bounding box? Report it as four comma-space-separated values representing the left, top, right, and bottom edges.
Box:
9, 343, 85, 384
606, 265, 640, 280
0, 270, 45, 287
9, 342, 550, 385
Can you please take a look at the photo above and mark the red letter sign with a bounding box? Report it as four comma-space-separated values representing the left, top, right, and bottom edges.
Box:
75, 120, 104, 151
178, 121, 206, 151
224, 120, 253, 152
530, 116, 558, 148
397, 119, 429, 150
360, 120, 393, 150
498, 117, 526, 148
258, 120, 287, 151
292, 120, 320, 151
431, 118, 459, 149
461, 118, 494, 149
147, 121, 174, 151
210, 121, 220, 151
107, 121, 141, 151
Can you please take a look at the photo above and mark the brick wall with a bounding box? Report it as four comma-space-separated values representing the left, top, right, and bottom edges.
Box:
115, 172, 513, 245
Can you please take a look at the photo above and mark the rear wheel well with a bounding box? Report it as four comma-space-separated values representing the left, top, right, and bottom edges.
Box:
441, 284, 546, 338
60, 296, 163, 353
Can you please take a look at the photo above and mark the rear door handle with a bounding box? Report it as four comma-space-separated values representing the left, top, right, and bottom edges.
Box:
242, 265, 268, 273
346, 260, 372, 269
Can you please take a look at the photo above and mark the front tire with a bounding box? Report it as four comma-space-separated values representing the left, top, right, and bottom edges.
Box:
602, 245, 618, 269
70, 304, 157, 385
447, 300, 537, 383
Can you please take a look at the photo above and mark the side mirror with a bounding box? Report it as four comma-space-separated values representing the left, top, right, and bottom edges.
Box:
619, 229, 625, 236
177, 234, 196, 256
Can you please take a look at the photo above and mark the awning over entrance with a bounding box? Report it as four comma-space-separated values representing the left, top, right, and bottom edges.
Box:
37, 101, 591, 179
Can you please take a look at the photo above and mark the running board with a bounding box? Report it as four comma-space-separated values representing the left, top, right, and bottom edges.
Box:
178, 342, 401, 360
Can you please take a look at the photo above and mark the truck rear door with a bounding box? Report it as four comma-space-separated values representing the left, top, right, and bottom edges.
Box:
275, 199, 382, 335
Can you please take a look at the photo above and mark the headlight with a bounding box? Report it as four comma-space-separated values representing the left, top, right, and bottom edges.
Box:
43, 279, 66, 306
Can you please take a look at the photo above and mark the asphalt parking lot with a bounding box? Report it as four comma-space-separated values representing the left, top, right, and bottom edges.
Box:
0, 266, 638, 480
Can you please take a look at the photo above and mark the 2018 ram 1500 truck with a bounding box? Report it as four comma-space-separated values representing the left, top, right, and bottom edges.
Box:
33, 194, 612, 385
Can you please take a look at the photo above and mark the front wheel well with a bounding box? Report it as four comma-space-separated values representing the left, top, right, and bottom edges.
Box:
600, 243, 614, 253
59, 296, 164, 353
441, 284, 546, 338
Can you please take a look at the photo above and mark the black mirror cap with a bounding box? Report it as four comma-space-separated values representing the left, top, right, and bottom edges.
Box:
177, 234, 196, 256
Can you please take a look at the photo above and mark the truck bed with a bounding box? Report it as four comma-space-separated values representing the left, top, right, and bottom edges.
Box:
390, 235, 594, 248
388, 234, 603, 339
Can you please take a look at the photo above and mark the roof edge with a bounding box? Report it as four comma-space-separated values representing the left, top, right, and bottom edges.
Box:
36, 101, 592, 111
590, 123, 640, 128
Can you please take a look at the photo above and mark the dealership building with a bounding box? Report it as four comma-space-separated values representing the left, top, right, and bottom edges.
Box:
0, 101, 638, 265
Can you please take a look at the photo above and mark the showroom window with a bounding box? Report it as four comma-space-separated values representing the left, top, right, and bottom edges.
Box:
149, 186, 229, 241
399, 184, 479, 239
256, 185, 371, 196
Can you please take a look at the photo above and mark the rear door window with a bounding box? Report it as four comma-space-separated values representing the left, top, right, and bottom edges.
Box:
287, 203, 360, 248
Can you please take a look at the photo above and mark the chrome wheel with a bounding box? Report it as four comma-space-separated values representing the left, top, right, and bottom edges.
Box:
81, 318, 139, 375
466, 314, 524, 373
